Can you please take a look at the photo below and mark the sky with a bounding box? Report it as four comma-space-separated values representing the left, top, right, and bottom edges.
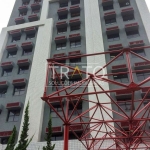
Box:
0, 0, 150, 33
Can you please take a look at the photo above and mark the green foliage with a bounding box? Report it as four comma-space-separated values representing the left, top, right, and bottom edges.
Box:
43, 116, 55, 150
15, 102, 33, 150
5, 126, 17, 150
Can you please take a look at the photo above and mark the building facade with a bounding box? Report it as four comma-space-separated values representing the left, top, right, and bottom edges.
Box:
0, 0, 150, 149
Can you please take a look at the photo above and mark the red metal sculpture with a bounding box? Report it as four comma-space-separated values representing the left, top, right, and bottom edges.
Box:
42, 46, 150, 150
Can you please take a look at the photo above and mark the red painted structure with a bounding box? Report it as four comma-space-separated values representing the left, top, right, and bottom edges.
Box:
41, 45, 150, 150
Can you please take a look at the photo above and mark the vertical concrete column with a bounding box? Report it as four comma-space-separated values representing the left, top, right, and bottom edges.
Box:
18, 19, 53, 141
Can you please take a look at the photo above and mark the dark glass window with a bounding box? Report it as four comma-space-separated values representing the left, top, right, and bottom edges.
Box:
70, 58, 81, 66
32, 10, 40, 14
69, 103, 82, 115
71, 0, 80, 5
22, 2, 29, 5
107, 33, 120, 42
18, 66, 29, 74
26, 33, 35, 40
71, 12, 80, 18
58, 14, 67, 20
19, 12, 27, 16
70, 40, 81, 48
23, 48, 33, 55
35, 0, 41, 2
103, 5, 113, 11
69, 132, 82, 140
50, 105, 63, 118
105, 18, 116, 25
2, 68, 12, 76
1, 137, 9, 144
119, 0, 130, 7
122, 14, 135, 21
60, 2, 68, 8
132, 49, 145, 58
51, 134, 63, 141
110, 52, 124, 60
126, 30, 140, 39
136, 72, 150, 81
57, 27, 67, 34
56, 43, 66, 50
12, 36, 21, 42
0, 89, 7, 98
7, 51, 17, 58
14, 86, 25, 96
118, 101, 134, 112
7, 110, 20, 122
70, 25, 80, 31
114, 74, 129, 83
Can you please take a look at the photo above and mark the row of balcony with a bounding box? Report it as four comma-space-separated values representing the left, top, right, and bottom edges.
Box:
15, 14, 38, 24
56, 18, 80, 28
0, 124, 82, 139
106, 22, 138, 35
55, 33, 80, 43
57, 5, 80, 15
18, 3, 41, 12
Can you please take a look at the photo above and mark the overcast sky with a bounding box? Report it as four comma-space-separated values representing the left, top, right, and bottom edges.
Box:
0, 0, 150, 33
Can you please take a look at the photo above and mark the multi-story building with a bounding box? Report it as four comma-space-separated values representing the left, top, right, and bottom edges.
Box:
0, 0, 150, 149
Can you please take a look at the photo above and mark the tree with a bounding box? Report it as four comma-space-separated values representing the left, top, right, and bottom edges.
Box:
15, 102, 33, 150
5, 126, 17, 150
43, 116, 55, 150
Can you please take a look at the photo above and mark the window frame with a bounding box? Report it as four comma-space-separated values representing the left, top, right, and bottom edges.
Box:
14, 86, 26, 96
70, 40, 81, 48
105, 18, 116, 25
7, 51, 17, 58
113, 74, 129, 83
107, 33, 120, 42
70, 25, 80, 31
18, 65, 29, 74
7, 109, 20, 122
58, 14, 68, 20
22, 47, 33, 56
71, 0, 80, 5
56, 43, 66, 50
57, 27, 67, 34
126, 30, 140, 39
103, 4, 114, 11
2, 68, 12, 77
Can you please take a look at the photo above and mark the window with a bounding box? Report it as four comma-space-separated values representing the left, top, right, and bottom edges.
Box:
118, 101, 134, 112
126, 30, 140, 39
60, 2, 68, 8
69, 77, 82, 88
7, 110, 20, 122
119, 0, 130, 7
34, 0, 41, 2
32, 10, 40, 14
23, 48, 33, 55
114, 74, 129, 83
71, 0, 80, 5
7, 51, 17, 58
107, 33, 120, 42
26, 33, 36, 40
58, 14, 67, 20
0, 89, 7, 98
69, 103, 82, 115
69, 132, 82, 140
19, 12, 27, 16
110, 52, 124, 60
56, 43, 66, 50
132, 49, 145, 58
51, 134, 63, 141
1, 137, 9, 144
57, 27, 67, 34
70, 57, 81, 66
12, 36, 21, 42
71, 12, 80, 18
70, 40, 81, 48
2, 68, 12, 76
18, 66, 29, 74
122, 14, 135, 21
136, 72, 150, 81
50, 105, 63, 118
22, 2, 29, 5
70, 25, 80, 31
103, 5, 113, 11
14, 86, 25, 96
55, 60, 66, 68
105, 18, 116, 25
